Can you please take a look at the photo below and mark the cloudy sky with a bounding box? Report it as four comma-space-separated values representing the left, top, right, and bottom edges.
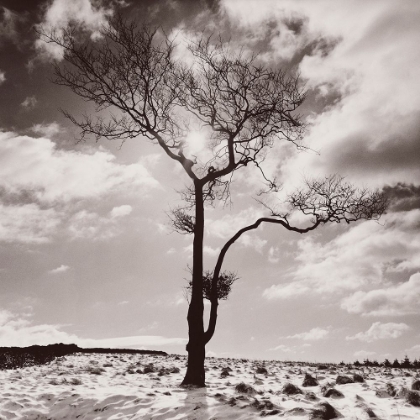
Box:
0, 0, 419, 363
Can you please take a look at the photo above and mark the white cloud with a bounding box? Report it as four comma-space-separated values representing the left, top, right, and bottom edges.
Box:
110, 205, 132, 218
0, 309, 80, 347
206, 207, 264, 239
405, 344, 420, 359
68, 210, 118, 241
263, 210, 420, 301
286, 327, 330, 341
49, 264, 70, 274
0, 309, 186, 348
203, 245, 220, 257
263, 281, 310, 300
0, 204, 61, 244
271, 344, 293, 353
206, 207, 268, 253
0, 7, 20, 44
239, 233, 267, 254
0, 132, 159, 204
0, 132, 159, 244
21, 96, 37, 109
341, 273, 420, 316
268, 246, 280, 263
346, 322, 410, 342
0, 70, 5, 85
222, 1, 420, 187
31, 122, 62, 137
81, 335, 187, 348
354, 350, 376, 360
35, 0, 113, 61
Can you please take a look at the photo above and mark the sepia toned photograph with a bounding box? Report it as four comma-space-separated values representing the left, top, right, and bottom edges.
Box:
0, 0, 419, 418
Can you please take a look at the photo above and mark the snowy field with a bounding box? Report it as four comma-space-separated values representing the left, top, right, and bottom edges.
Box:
0, 352, 420, 419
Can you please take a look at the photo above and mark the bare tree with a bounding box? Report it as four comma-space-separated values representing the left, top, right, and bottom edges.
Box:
40, 16, 387, 387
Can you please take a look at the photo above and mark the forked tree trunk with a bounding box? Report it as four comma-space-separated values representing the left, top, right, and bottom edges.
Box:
181, 182, 206, 387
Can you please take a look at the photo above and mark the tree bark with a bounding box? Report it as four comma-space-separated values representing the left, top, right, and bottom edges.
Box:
181, 181, 206, 387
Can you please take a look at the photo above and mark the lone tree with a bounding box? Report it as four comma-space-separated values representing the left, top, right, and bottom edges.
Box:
41, 17, 387, 387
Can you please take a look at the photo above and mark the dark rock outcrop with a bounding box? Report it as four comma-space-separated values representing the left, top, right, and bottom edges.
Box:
412, 380, 420, 391
302, 373, 319, 387
336, 375, 354, 385
353, 373, 364, 383
282, 382, 303, 395
323, 388, 344, 398
310, 402, 340, 419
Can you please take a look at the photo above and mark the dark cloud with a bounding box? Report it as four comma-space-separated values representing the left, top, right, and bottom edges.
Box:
323, 113, 420, 178
0, 0, 45, 14
0, 0, 221, 131
119, 0, 221, 31
382, 183, 420, 212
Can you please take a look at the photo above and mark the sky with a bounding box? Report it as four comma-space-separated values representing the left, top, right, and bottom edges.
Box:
0, 0, 419, 363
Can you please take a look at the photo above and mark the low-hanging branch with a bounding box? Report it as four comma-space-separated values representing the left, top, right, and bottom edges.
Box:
203, 175, 387, 343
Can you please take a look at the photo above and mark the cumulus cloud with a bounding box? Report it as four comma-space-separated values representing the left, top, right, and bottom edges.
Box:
21, 96, 37, 109
383, 183, 420, 212
0, 7, 20, 45
221, 0, 420, 188
49, 264, 70, 274
346, 322, 410, 342
110, 205, 132, 218
341, 273, 420, 316
0, 309, 185, 348
271, 344, 293, 353
31, 122, 62, 137
0, 132, 159, 204
354, 350, 376, 360
207, 207, 263, 239
0, 309, 80, 347
268, 246, 280, 263
286, 327, 330, 341
35, 0, 113, 61
0, 203, 61, 243
0, 131, 159, 243
206, 207, 267, 253
263, 281, 310, 300
68, 209, 128, 241
263, 209, 420, 301
203, 245, 220, 257
80, 335, 187, 348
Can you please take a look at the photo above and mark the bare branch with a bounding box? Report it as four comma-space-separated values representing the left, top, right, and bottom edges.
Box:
288, 175, 388, 224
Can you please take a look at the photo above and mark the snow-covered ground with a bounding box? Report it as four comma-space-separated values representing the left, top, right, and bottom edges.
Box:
0, 352, 419, 419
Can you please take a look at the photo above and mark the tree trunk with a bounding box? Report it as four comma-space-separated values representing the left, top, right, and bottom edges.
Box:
181, 182, 206, 387
204, 299, 218, 344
